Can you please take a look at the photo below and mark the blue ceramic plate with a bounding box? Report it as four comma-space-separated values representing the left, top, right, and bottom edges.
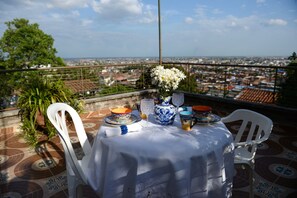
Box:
104, 114, 141, 126
195, 114, 221, 124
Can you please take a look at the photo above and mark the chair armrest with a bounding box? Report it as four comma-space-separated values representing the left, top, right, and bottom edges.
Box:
235, 141, 253, 148
235, 138, 267, 148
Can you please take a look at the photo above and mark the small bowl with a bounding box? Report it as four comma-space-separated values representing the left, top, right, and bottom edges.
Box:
111, 107, 132, 122
192, 105, 212, 118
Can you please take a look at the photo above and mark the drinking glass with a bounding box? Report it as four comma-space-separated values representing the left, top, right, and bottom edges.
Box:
172, 93, 184, 111
140, 98, 155, 124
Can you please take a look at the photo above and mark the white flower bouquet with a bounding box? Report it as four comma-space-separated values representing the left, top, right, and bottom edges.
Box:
151, 65, 186, 99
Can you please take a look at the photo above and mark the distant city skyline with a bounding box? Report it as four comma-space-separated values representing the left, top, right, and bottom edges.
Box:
0, 0, 296, 58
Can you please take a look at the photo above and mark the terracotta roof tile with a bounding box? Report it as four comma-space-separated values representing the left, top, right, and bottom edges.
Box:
235, 88, 278, 104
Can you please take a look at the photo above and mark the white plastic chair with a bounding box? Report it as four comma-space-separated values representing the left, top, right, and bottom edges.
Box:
47, 103, 93, 198
221, 109, 273, 198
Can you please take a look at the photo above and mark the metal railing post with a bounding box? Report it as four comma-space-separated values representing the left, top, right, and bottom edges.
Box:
142, 64, 145, 89
224, 66, 227, 98
273, 67, 278, 103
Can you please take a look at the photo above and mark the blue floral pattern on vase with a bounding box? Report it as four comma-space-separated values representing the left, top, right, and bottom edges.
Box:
154, 96, 176, 125
160, 96, 171, 105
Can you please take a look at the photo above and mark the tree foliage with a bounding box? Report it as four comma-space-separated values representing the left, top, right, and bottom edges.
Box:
100, 84, 135, 96
0, 18, 65, 69
278, 52, 297, 108
288, 51, 297, 61
136, 66, 155, 90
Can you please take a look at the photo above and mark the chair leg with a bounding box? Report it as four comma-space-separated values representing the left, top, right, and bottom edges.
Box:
236, 163, 254, 198
249, 165, 254, 198
76, 184, 83, 198
67, 173, 77, 198
68, 175, 85, 198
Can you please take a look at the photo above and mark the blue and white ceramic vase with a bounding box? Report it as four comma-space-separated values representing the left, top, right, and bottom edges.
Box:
154, 96, 176, 125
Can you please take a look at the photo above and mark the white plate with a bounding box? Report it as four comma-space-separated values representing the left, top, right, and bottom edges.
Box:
104, 114, 141, 126
195, 114, 221, 124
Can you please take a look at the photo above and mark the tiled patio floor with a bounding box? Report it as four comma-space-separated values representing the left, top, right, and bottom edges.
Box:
0, 109, 297, 198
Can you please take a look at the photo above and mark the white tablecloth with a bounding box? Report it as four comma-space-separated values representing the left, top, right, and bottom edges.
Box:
87, 114, 234, 198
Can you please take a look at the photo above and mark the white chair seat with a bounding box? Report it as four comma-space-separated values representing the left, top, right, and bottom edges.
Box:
235, 147, 254, 162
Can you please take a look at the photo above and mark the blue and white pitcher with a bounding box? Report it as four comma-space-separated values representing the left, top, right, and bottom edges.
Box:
154, 96, 176, 125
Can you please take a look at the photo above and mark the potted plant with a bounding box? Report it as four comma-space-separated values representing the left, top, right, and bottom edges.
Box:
17, 73, 83, 147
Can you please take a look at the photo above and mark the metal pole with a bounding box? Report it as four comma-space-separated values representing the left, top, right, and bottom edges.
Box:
273, 68, 278, 103
158, 0, 162, 65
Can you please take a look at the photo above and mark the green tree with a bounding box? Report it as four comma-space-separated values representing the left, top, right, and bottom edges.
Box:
136, 66, 155, 89
278, 53, 297, 108
0, 49, 5, 69
100, 84, 134, 96
288, 52, 297, 61
0, 18, 65, 69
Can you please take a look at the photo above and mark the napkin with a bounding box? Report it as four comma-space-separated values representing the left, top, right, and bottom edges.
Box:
105, 122, 143, 137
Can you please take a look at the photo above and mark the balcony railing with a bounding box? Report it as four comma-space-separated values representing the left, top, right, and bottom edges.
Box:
0, 62, 296, 110
165, 62, 290, 103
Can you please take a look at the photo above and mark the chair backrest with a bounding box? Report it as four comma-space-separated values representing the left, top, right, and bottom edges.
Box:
221, 109, 273, 157
47, 103, 91, 183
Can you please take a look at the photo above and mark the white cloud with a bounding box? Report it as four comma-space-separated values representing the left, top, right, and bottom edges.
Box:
72, 10, 80, 17
194, 5, 207, 18
91, 0, 142, 19
185, 17, 194, 24
229, 21, 237, 27
46, 0, 89, 9
256, 0, 266, 4
82, 19, 93, 26
90, 0, 157, 24
266, 19, 287, 26
138, 5, 157, 24
194, 6, 222, 18
212, 8, 223, 15
138, 12, 157, 23
50, 13, 63, 20
187, 15, 258, 33
0, 0, 43, 13
48, 11, 82, 21
0, 0, 34, 8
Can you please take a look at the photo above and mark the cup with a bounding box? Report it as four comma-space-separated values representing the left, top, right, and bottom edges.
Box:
179, 111, 196, 131
140, 98, 155, 125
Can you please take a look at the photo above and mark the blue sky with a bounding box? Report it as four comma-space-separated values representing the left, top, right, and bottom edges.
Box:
0, 0, 296, 58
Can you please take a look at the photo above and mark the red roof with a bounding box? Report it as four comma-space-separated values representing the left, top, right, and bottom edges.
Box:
235, 88, 278, 104
64, 79, 98, 94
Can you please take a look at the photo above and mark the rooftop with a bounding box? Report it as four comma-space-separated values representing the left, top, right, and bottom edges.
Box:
235, 88, 278, 104
0, 92, 296, 198
64, 79, 98, 94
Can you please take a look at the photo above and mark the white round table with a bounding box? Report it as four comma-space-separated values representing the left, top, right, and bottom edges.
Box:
87, 115, 234, 198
